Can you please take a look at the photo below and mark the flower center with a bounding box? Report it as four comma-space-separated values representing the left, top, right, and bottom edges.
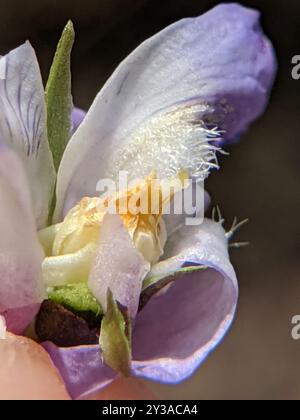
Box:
39, 172, 187, 287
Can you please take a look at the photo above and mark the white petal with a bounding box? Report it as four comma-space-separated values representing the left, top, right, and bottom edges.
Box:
88, 213, 150, 319
0, 56, 5, 80
0, 146, 45, 332
149, 218, 234, 283
42, 243, 97, 287
55, 4, 275, 220
54, 17, 223, 220
163, 182, 211, 237
0, 42, 56, 228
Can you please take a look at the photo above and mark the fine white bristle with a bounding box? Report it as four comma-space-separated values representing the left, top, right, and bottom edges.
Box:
212, 207, 249, 248
107, 103, 223, 182
229, 241, 250, 248
226, 217, 249, 239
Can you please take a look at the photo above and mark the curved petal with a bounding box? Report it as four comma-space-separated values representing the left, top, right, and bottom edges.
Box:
43, 342, 116, 400
43, 219, 237, 396
42, 243, 97, 287
132, 269, 236, 382
131, 219, 237, 383
55, 3, 276, 219
43, 343, 156, 400
148, 218, 230, 280
0, 42, 56, 228
88, 214, 150, 319
0, 145, 45, 333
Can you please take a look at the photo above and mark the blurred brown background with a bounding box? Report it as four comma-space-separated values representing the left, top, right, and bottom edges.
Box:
1, 0, 299, 400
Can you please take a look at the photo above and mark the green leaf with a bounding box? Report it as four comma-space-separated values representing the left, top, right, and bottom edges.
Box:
45, 20, 74, 171
99, 290, 132, 376
48, 283, 102, 316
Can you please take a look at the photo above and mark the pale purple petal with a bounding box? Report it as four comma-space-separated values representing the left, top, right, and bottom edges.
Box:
0, 145, 45, 333
4, 304, 40, 335
88, 214, 150, 319
71, 107, 85, 134
43, 219, 236, 396
43, 342, 116, 400
132, 268, 236, 382
187, 3, 276, 143
131, 219, 237, 382
55, 3, 276, 218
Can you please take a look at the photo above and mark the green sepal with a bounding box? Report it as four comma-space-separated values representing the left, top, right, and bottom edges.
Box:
48, 283, 102, 316
45, 20, 74, 171
99, 290, 132, 376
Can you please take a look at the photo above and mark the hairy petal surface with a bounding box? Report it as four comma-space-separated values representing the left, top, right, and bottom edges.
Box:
0, 42, 55, 228
55, 3, 276, 219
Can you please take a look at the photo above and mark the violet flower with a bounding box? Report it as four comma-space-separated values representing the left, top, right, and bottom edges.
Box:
0, 4, 276, 399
